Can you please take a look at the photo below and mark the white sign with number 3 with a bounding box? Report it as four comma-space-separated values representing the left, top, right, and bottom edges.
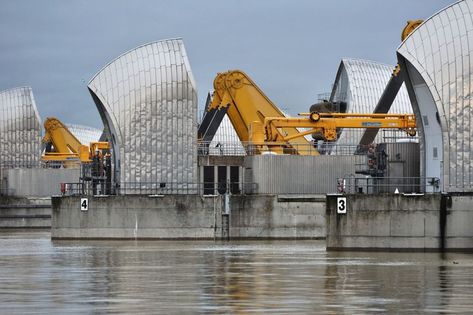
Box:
337, 197, 346, 214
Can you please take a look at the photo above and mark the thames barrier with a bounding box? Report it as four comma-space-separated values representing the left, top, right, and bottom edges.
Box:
1, 0, 472, 313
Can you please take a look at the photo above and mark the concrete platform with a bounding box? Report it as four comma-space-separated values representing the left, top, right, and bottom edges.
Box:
326, 193, 473, 252
51, 194, 326, 240
0, 197, 51, 228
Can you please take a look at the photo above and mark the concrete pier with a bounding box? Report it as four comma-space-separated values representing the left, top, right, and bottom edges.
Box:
0, 197, 51, 228
326, 193, 473, 251
229, 195, 325, 239
51, 194, 326, 240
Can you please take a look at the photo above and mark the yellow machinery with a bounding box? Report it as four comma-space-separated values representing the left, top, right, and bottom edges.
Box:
207, 70, 318, 155
201, 70, 417, 155
198, 21, 424, 155
401, 20, 423, 41
42, 117, 113, 194
250, 112, 416, 152
42, 117, 109, 164
391, 20, 424, 77
42, 117, 89, 163
390, 20, 424, 75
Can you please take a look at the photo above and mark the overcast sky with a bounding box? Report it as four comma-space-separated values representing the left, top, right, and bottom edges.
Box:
0, 0, 453, 129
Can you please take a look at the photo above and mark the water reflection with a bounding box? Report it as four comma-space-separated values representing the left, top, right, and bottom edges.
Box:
0, 231, 472, 314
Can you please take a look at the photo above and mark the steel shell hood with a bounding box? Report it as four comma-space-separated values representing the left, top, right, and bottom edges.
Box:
0, 87, 42, 168
209, 114, 245, 155
66, 124, 102, 146
88, 39, 198, 189
397, 0, 473, 192
330, 58, 413, 147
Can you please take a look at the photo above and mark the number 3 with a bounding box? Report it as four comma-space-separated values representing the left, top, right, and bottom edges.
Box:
337, 197, 346, 214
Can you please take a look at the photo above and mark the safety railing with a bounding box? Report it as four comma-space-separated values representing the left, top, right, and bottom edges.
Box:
40, 159, 81, 169
60, 181, 258, 196
198, 141, 247, 156
0, 161, 40, 169
317, 143, 366, 155
338, 176, 441, 194
197, 141, 372, 156
316, 92, 332, 102
196, 140, 399, 156
0, 160, 82, 169
380, 129, 419, 143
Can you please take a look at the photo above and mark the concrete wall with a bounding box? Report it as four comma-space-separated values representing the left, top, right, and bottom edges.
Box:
230, 195, 325, 239
446, 195, 473, 249
3, 168, 79, 197
0, 196, 51, 228
52, 195, 221, 239
326, 194, 473, 251
51, 195, 326, 240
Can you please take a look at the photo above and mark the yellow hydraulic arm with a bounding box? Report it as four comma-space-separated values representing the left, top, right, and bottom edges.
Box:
42, 117, 109, 163
42, 117, 89, 162
253, 112, 416, 145
208, 70, 318, 155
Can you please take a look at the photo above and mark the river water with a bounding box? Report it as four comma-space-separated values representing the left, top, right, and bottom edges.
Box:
0, 231, 472, 314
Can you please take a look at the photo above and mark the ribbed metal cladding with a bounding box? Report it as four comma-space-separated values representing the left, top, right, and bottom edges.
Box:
88, 39, 198, 191
245, 155, 364, 194
66, 124, 102, 146
0, 87, 42, 168
398, 0, 473, 192
208, 114, 245, 155
330, 58, 413, 148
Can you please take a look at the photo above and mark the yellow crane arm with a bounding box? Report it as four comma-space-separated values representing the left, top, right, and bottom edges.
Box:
254, 113, 416, 143
42, 117, 83, 154
208, 70, 318, 155
42, 117, 109, 163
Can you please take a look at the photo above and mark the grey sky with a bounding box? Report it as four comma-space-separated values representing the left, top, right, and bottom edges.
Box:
0, 0, 453, 129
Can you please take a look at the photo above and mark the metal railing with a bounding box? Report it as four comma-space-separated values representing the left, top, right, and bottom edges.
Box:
60, 181, 258, 196
39, 160, 81, 169
197, 140, 410, 157
338, 176, 440, 194
198, 141, 247, 156
0, 161, 40, 169
316, 92, 332, 102
380, 129, 419, 143
0, 160, 82, 169
198, 141, 344, 156
318, 143, 367, 156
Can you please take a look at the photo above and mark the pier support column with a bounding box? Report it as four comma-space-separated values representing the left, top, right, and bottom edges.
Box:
326, 193, 473, 252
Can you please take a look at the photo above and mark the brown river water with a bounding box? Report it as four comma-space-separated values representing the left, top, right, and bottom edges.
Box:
0, 230, 472, 314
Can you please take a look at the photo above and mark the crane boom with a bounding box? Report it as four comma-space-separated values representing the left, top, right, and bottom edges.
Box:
42, 117, 90, 162
252, 113, 416, 145
202, 70, 417, 156
207, 70, 318, 155
42, 117, 109, 163
43, 118, 83, 154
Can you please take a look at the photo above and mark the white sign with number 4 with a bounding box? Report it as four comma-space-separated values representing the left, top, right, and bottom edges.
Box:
80, 198, 88, 211
337, 197, 346, 214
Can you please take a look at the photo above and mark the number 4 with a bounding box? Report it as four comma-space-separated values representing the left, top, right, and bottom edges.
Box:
80, 198, 88, 211
337, 197, 346, 214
